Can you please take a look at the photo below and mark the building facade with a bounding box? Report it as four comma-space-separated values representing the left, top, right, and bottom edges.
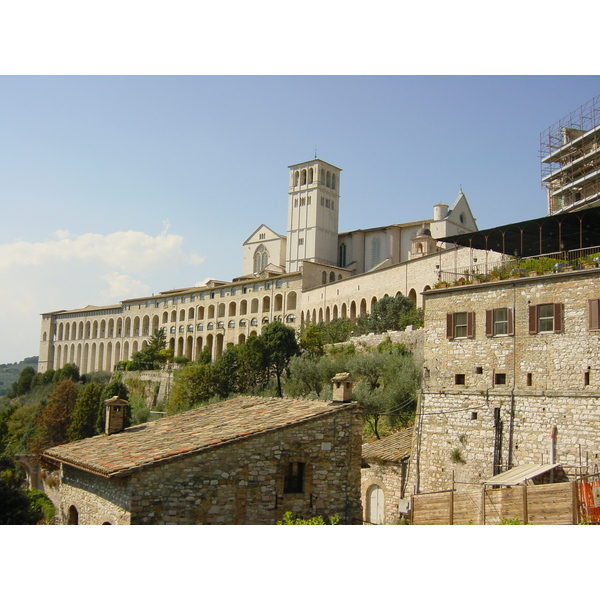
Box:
38, 158, 482, 374
413, 265, 600, 494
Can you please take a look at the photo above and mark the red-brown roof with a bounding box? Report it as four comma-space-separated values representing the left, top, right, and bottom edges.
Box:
44, 396, 359, 478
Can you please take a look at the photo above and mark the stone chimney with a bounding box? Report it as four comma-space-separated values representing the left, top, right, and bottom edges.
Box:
331, 373, 354, 403
105, 396, 129, 435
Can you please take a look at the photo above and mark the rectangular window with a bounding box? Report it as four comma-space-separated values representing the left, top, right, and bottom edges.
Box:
447, 312, 475, 339
529, 303, 563, 334
485, 308, 514, 336
589, 299, 600, 330
494, 373, 506, 385
284, 462, 305, 493
455, 373, 466, 385
298, 238, 304, 245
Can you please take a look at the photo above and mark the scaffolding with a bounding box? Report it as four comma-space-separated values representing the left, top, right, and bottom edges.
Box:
541, 95, 600, 215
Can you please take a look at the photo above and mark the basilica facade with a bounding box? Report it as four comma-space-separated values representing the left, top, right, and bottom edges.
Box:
38, 158, 482, 374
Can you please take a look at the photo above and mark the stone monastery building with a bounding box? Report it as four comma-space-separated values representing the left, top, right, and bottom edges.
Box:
38, 158, 481, 375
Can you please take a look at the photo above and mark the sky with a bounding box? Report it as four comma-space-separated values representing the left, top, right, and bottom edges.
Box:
1, 75, 600, 364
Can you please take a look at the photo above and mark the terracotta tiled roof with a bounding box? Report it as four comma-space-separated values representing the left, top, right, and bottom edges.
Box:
362, 427, 413, 464
44, 396, 358, 478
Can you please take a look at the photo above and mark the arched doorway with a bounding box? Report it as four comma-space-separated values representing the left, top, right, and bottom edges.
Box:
68, 505, 79, 525
366, 485, 384, 525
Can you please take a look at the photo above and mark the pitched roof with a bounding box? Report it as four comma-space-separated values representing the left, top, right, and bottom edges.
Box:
362, 427, 413, 464
43, 396, 359, 478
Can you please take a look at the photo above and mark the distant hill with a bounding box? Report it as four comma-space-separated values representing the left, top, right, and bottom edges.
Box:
0, 357, 38, 396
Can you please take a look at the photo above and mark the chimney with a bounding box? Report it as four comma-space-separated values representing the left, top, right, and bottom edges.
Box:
105, 396, 129, 435
331, 373, 354, 403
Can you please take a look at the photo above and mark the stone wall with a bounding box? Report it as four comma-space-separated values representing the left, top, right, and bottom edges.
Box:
337, 328, 424, 364
412, 270, 600, 494
53, 404, 363, 525
58, 466, 131, 525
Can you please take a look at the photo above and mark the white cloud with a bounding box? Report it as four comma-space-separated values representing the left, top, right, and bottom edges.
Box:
0, 229, 206, 363
0, 229, 205, 272
100, 272, 151, 301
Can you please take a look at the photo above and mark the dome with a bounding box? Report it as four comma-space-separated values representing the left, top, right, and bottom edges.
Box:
416, 224, 432, 237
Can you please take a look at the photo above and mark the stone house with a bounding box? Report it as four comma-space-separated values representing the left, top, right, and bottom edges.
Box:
42, 392, 363, 525
412, 207, 600, 495
361, 427, 412, 524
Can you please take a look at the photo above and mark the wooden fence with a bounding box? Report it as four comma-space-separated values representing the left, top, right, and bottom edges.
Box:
411, 481, 579, 525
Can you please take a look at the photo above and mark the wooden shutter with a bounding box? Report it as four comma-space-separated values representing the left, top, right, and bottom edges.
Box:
446, 313, 454, 339
554, 303, 563, 333
467, 311, 475, 338
507, 308, 514, 336
589, 299, 600, 330
485, 310, 493, 337
529, 305, 537, 334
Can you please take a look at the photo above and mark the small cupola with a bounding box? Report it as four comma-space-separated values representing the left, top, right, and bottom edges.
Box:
331, 372, 354, 403
105, 396, 129, 435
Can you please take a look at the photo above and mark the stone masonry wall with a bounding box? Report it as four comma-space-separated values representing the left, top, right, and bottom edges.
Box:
361, 462, 407, 524
412, 270, 600, 494
336, 328, 424, 364
58, 466, 131, 525
128, 406, 363, 524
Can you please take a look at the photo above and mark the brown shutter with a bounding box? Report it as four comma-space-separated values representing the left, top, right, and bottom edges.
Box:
554, 303, 563, 333
485, 310, 493, 337
589, 299, 600, 331
446, 313, 454, 339
467, 311, 475, 338
529, 305, 537, 334
507, 308, 514, 336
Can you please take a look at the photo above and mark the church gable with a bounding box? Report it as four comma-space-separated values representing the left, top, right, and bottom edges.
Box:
243, 224, 284, 247
446, 191, 477, 231
242, 225, 287, 276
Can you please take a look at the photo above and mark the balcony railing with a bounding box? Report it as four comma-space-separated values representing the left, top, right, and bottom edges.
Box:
436, 246, 600, 288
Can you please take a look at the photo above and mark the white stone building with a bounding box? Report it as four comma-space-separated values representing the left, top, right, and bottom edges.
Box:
38, 157, 482, 374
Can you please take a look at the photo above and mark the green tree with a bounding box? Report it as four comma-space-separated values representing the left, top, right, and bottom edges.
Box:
235, 335, 269, 391
299, 323, 325, 358
31, 378, 79, 453
130, 329, 171, 370
168, 363, 214, 414
261, 322, 300, 397
0, 457, 48, 525
68, 382, 104, 441
350, 347, 421, 439
354, 295, 423, 334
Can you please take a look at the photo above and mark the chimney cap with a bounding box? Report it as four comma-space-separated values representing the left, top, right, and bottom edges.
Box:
105, 395, 128, 406
331, 372, 354, 384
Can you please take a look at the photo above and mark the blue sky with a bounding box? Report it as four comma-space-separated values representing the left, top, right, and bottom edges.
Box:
1, 75, 600, 364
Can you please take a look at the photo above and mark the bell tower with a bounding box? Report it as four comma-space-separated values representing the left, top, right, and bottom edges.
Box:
286, 159, 341, 273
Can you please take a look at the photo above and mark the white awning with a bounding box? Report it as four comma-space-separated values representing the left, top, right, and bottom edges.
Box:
483, 463, 561, 486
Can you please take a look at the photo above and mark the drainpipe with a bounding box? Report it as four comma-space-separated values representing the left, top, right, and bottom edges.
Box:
506, 283, 517, 470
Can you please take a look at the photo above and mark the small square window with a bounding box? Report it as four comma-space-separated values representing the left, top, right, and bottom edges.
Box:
455, 374, 465, 385
284, 462, 305, 493
494, 373, 506, 385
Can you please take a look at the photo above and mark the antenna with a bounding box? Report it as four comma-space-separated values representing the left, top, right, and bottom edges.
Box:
315, 147, 317, 159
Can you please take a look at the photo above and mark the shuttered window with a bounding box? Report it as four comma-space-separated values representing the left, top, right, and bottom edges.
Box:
447, 312, 475, 339
486, 308, 514, 336
529, 303, 563, 334
589, 299, 600, 330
